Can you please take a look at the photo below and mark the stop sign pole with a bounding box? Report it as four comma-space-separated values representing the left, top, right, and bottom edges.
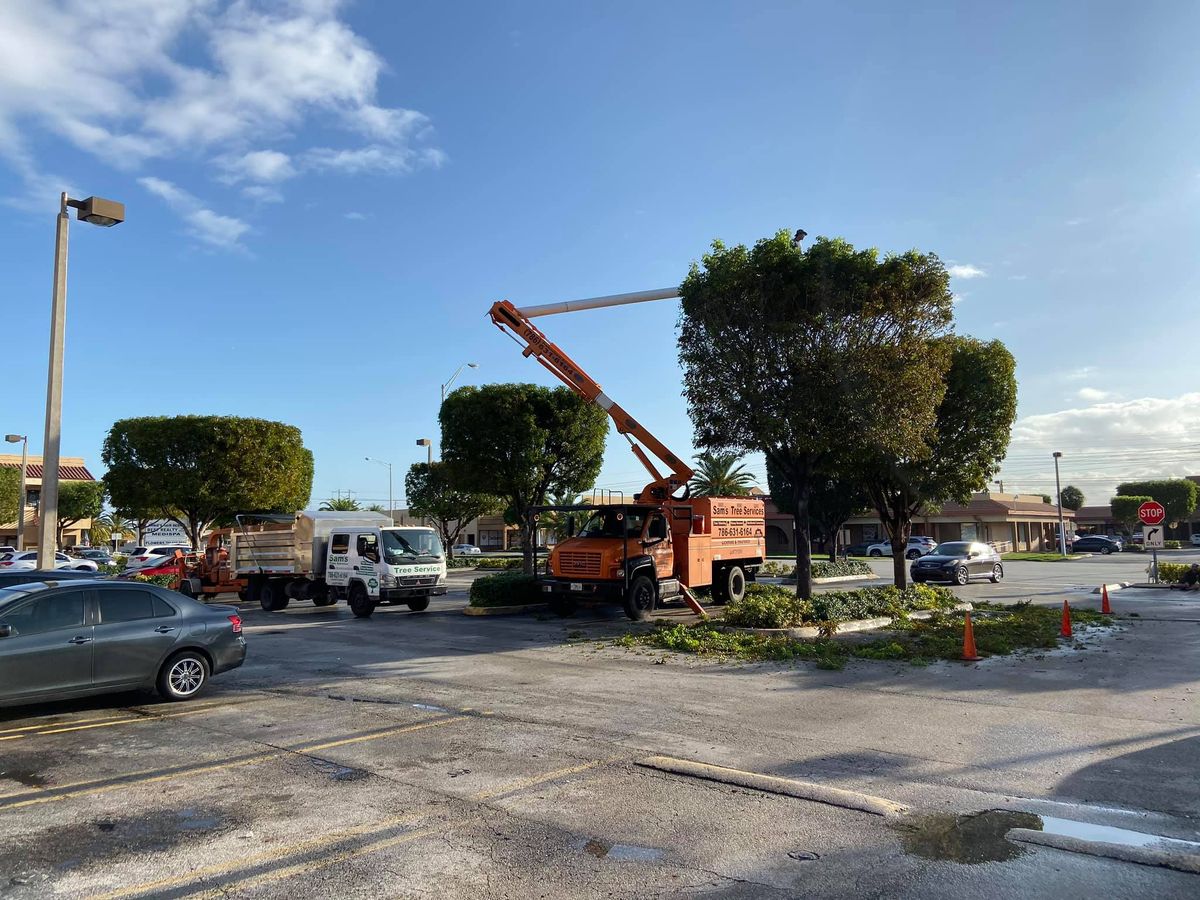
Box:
1139, 501, 1167, 583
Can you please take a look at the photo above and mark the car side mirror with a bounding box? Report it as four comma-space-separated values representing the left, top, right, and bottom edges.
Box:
0, 623, 12, 638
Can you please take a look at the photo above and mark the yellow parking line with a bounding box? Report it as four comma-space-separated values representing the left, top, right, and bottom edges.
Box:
0, 701, 253, 740
296, 715, 465, 753
470, 756, 620, 801
0, 714, 131, 736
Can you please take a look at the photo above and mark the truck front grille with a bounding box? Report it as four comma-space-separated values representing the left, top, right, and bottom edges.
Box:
399, 575, 439, 586
557, 551, 602, 577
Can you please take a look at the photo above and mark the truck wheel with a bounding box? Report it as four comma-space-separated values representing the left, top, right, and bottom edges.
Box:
348, 583, 375, 618
238, 587, 251, 602
623, 574, 656, 621
550, 596, 576, 617
407, 598, 430, 612
258, 580, 288, 612
312, 596, 337, 607
722, 565, 747, 604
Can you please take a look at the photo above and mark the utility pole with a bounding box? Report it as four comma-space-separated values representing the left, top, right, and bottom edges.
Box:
1053, 451, 1067, 556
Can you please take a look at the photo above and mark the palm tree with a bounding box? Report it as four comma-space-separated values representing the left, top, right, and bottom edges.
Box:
320, 496, 361, 511
365, 503, 386, 513
689, 451, 757, 497
91, 511, 135, 550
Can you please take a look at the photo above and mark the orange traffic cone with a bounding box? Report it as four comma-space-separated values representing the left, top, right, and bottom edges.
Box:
1061, 600, 1073, 638
1101, 584, 1112, 615
961, 611, 981, 661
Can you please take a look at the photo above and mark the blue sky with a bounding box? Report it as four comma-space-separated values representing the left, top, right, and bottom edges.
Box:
3, 0, 1199, 508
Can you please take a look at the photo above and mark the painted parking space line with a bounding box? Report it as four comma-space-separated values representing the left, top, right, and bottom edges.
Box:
0, 701, 256, 742
470, 756, 624, 802
0, 715, 467, 811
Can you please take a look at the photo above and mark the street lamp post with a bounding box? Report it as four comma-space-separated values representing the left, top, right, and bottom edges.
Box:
4, 434, 28, 551
440, 362, 479, 405
416, 438, 432, 466
38, 192, 124, 569
1053, 451, 1067, 557
365, 457, 393, 521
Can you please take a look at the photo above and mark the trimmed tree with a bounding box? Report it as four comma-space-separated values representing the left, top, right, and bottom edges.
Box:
1060, 485, 1085, 511
1111, 495, 1154, 532
57, 481, 105, 547
860, 337, 1018, 587
404, 462, 501, 558
767, 460, 868, 561
441, 384, 607, 574
103, 416, 314, 548
1114, 479, 1198, 527
0, 467, 18, 532
679, 232, 954, 598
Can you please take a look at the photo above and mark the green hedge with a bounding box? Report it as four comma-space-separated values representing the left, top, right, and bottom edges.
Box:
1156, 563, 1195, 583
757, 559, 872, 579
468, 573, 542, 607
724, 583, 958, 629
1164, 540, 1183, 550
446, 557, 477, 569
129, 574, 176, 587
475, 557, 525, 570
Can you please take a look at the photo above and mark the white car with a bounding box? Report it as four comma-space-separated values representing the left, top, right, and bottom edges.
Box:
1190, 534, 1200, 547
867, 536, 938, 560
125, 545, 192, 567
452, 544, 482, 556
0, 550, 99, 572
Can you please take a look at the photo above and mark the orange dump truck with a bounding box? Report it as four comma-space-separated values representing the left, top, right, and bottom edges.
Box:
490, 287, 765, 620
543, 497, 765, 619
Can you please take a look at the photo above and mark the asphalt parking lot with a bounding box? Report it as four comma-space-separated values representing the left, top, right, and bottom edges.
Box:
2, 554, 1199, 898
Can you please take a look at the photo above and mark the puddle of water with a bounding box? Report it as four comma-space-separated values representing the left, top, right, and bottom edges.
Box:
1038, 816, 1200, 853
412, 703, 448, 713
581, 839, 664, 862
309, 759, 369, 782
896, 810, 1041, 864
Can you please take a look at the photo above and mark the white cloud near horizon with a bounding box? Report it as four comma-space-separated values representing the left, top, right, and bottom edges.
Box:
947, 263, 987, 279
139, 176, 250, 249
1076, 387, 1116, 402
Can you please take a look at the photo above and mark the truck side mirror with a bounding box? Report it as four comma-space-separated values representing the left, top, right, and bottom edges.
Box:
567, 516, 576, 538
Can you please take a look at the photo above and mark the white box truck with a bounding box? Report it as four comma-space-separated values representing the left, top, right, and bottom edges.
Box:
231, 511, 447, 618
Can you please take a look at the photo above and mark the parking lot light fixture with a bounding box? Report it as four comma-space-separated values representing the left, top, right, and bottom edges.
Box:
441, 362, 479, 404
4, 434, 28, 551
416, 438, 432, 466
365, 457, 394, 521
1053, 451, 1066, 556
38, 192, 124, 569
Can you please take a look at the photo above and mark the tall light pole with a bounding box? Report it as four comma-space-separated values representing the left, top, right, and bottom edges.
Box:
416, 438, 432, 466
4, 435, 28, 551
38, 193, 124, 569
365, 457, 393, 521
1053, 451, 1067, 556
441, 361, 478, 405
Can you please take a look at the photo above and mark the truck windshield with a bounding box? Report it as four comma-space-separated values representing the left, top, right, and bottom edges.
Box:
382, 529, 443, 562
576, 509, 645, 539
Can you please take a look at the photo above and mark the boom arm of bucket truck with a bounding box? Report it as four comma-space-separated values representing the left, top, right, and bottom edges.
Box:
488, 291, 694, 502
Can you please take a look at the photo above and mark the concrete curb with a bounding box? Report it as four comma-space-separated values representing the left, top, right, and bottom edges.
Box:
1090, 582, 1133, 594
716, 602, 972, 639
636, 756, 906, 817
1007, 828, 1200, 875
463, 603, 548, 616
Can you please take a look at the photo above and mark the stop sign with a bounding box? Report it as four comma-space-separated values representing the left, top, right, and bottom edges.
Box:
1138, 501, 1166, 526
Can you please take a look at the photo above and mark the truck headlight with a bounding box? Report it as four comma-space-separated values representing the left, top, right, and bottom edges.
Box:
381, 572, 397, 587
608, 565, 623, 578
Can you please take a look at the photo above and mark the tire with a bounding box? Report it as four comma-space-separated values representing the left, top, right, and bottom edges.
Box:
237, 587, 251, 602
157, 651, 209, 702
954, 566, 970, 586
550, 596, 576, 617
74, 565, 92, 571
869, 549, 883, 557
720, 565, 747, 605
258, 579, 288, 612
348, 583, 376, 618
312, 596, 337, 607
990, 563, 1004, 584
906, 550, 921, 560
407, 598, 430, 612
623, 574, 656, 621
1101, 547, 1112, 555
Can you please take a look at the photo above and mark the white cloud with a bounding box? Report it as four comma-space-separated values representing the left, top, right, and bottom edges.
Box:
1076, 387, 1115, 402
1063, 366, 1097, 382
1013, 393, 1200, 448
0, 1, 442, 224
139, 176, 249, 250
947, 263, 987, 279
1007, 274, 1028, 281
305, 144, 446, 174
242, 184, 284, 204
343, 211, 367, 220
950, 293, 965, 305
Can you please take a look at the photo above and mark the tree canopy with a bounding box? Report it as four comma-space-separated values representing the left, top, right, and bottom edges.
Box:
1111, 495, 1153, 530
103, 415, 313, 548
689, 451, 757, 497
1114, 479, 1198, 526
404, 462, 501, 557
1059, 485, 1085, 511
678, 231, 955, 597
767, 459, 868, 561
0, 467, 18, 531
441, 384, 607, 573
320, 496, 361, 511
57, 481, 105, 546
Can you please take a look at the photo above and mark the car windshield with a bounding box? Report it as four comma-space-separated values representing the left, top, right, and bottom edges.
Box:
382, 529, 443, 562
0, 582, 51, 608
934, 542, 971, 556
576, 509, 646, 539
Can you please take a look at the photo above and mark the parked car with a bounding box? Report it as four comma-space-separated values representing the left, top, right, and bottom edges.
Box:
0, 546, 15, 556
0, 579, 245, 707
0, 551, 99, 572
0, 569, 101, 589
452, 544, 482, 556
126, 545, 191, 566
867, 536, 938, 560
1069, 535, 1123, 555
76, 549, 114, 565
911, 541, 1004, 585
1190, 534, 1200, 548
843, 541, 875, 557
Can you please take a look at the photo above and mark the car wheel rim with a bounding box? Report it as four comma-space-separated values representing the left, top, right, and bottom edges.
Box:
993, 565, 1002, 580
635, 584, 653, 610
169, 659, 204, 695
958, 568, 968, 584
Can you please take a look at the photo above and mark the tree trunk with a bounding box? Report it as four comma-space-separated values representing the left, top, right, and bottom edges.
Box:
889, 515, 911, 589
521, 515, 537, 575
792, 488, 813, 600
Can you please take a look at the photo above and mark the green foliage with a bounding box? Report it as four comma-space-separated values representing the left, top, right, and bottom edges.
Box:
474, 557, 525, 570
1040, 494, 1053, 505
689, 451, 757, 497
723, 584, 811, 628
319, 497, 361, 511
103, 416, 314, 548
0, 466, 19, 528
1059, 485, 1085, 510
723, 582, 955, 629
1115, 479, 1199, 525
768, 460, 869, 558
678, 232, 955, 599
441, 384, 607, 574
1157, 562, 1195, 582
129, 573, 176, 587
468, 572, 542, 607
404, 462, 501, 557
1110, 495, 1153, 529
1164, 540, 1182, 550
760, 559, 872, 578
57, 481, 105, 544
90, 510, 135, 548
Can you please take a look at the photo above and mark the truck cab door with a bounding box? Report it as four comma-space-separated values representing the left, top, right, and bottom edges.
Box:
354, 531, 382, 598
646, 514, 673, 579
326, 532, 351, 586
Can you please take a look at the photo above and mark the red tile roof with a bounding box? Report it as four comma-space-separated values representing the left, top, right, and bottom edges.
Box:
0, 462, 96, 481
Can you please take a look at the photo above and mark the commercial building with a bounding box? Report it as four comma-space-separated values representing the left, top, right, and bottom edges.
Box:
0, 453, 98, 548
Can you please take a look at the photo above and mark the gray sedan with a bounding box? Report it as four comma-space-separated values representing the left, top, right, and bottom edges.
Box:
0, 579, 245, 707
